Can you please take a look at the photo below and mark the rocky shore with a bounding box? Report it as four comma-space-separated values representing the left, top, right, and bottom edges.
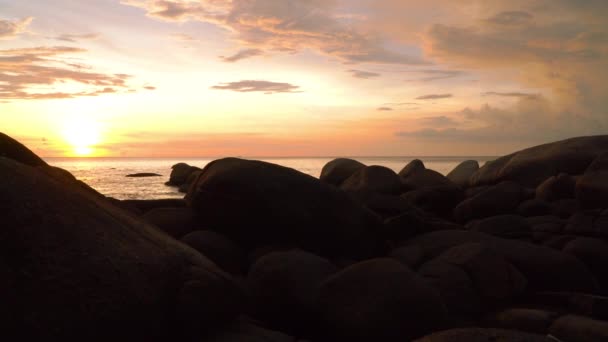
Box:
2, 131, 608, 341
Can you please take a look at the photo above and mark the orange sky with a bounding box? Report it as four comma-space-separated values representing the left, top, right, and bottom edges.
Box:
1, 0, 607, 157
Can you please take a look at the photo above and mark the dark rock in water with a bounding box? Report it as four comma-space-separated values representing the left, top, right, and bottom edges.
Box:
126, 172, 162, 177
536, 173, 576, 202
0, 157, 241, 340
206, 316, 296, 342
186, 158, 382, 260
414, 328, 553, 341
517, 199, 552, 217
319, 158, 366, 186
120, 198, 187, 214
484, 308, 558, 335
563, 237, 608, 294
340, 165, 402, 195
447, 160, 479, 188
549, 315, 608, 342
470, 135, 608, 188
467, 215, 532, 240
317, 258, 447, 341
420, 243, 527, 316
167, 162, 201, 186
0, 131, 47, 167
247, 250, 337, 336
454, 181, 527, 222
401, 186, 464, 218
402, 230, 598, 293
399, 159, 426, 178
181, 231, 244, 275
141, 207, 201, 239
178, 169, 202, 193
577, 152, 608, 209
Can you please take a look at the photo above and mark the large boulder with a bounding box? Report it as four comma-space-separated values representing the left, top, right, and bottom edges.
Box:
414, 328, 553, 342
317, 258, 447, 341
384, 208, 462, 242
141, 207, 201, 239
0, 157, 242, 340
247, 250, 337, 336
447, 160, 479, 188
454, 181, 528, 222
467, 215, 532, 240
401, 186, 464, 218
549, 315, 608, 342
470, 135, 608, 188
484, 308, 558, 334
0, 131, 47, 167
340, 165, 402, 195
167, 162, 201, 186
536, 173, 576, 202
206, 317, 296, 342
563, 237, 608, 294
319, 158, 366, 186
402, 230, 598, 293
400, 162, 458, 191
186, 158, 382, 260
181, 230, 244, 275
576, 152, 608, 209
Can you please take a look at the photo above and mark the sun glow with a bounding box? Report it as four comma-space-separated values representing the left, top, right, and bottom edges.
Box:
61, 118, 102, 156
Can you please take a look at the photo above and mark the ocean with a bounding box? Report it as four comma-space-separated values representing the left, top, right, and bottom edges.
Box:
45, 157, 496, 200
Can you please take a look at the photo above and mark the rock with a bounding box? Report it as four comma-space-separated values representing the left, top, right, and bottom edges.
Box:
484, 308, 558, 334
402, 230, 598, 293
319, 158, 366, 186
470, 135, 608, 188
465, 186, 490, 198
401, 186, 464, 218
317, 258, 447, 341
549, 315, 608, 342
0, 131, 47, 167
126, 172, 162, 177
167, 162, 201, 186
563, 238, 608, 294
551, 199, 580, 218
384, 208, 462, 242
447, 160, 479, 188
120, 198, 188, 214
357, 193, 413, 219
401, 166, 458, 191
178, 169, 202, 193
340, 165, 402, 195
414, 328, 553, 341
529, 292, 608, 320
536, 173, 576, 202
467, 215, 532, 240
399, 159, 426, 178
390, 245, 426, 268
247, 250, 337, 336
421, 243, 527, 315
206, 316, 296, 342
186, 158, 382, 260
141, 207, 201, 239
564, 210, 608, 237
0, 157, 241, 340
454, 182, 527, 222
517, 199, 553, 217
181, 231, 244, 275
527, 216, 565, 234
577, 152, 608, 209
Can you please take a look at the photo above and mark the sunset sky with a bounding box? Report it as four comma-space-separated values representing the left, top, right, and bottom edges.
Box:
1, 0, 607, 157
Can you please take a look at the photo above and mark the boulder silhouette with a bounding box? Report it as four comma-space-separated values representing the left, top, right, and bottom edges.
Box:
536, 173, 576, 202
414, 328, 553, 341
576, 152, 608, 209
167, 162, 201, 186
0, 157, 242, 341
340, 165, 402, 195
447, 160, 479, 188
181, 230, 244, 275
186, 158, 382, 260
320, 158, 366, 186
454, 181, 527, 222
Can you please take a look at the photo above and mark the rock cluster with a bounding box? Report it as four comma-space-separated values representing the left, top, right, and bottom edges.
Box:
3, 132, 608, 341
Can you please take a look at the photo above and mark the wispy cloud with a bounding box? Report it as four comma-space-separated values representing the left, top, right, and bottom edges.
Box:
220, 48, 263, 63
416, 93, 452, 100
377, 107, 393, 111
51, 33, 100, 43
484, 11, 533, 26
407, 69, 464, 82
0, 17, 33, 39
348, 69, 381, 79
211, 80, 300, 94
483, 91, 540, 99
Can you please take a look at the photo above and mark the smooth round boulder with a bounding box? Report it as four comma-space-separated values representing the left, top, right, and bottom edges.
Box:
484, 308, 558, 334
186, 158, 382, 260
181, 230, 244, 275
399, 159, 426, 178
0, 157, 241, 341
447, 160, 479, 188
536, 173, 576, 202
563, 237, 608, 294
401, 186, 464, 218
0, 131, 47, 167
577, 152, 608, 209
517, 199, 553, 217
206, 316, 296, 342
247, 250, 337, 336
384, 208, 462, 242
141, 207, 201, 239
549, 315, 608, 342
167, 162, 201, 186
454, 181, 527, 222
120, 198, 188, 214
319, 158, 366, 186
467, 215, 532, 240
340, 165, 402, 195
470, 135, 608, 188
317, 258, 447, 341
414, 328, 553, 342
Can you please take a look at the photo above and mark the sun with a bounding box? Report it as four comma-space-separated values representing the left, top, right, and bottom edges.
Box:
61, 118, 102, 156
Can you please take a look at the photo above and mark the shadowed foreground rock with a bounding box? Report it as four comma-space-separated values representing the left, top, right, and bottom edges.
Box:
414, 328, 553, 341
319, 157, 366, 186
186, 158, 382, 260
0, 157, 242, 341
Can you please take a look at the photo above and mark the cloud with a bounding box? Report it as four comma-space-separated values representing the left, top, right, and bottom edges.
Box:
211, 80, 300, 94
416, 93, 452, 100
417, 115, 459, 127
0, 17, 33, 39
0, 46, 136, 100
348, 69, 381, 79
144, 86, 156, 90
169, 33, 196, 41
122, 0, 428, 65
484, 11, 534, 26
377, 107, 393, 111
483, 91, 540, 99
52, 33, 100, 43
220, 48, 263, 62
407, 69, 464, 82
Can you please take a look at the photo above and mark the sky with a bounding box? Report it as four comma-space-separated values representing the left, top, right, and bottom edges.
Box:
1, 0, 607, 157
